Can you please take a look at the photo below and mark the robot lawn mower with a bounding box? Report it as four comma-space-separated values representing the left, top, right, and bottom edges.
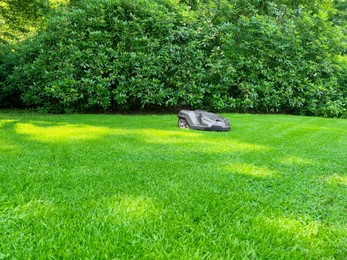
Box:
177, 110, 231, 131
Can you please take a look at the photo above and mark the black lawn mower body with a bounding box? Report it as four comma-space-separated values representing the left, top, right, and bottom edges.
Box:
177, 110, 231, 131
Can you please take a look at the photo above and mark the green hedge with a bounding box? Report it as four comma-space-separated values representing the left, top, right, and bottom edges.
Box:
0, 0, 346, 116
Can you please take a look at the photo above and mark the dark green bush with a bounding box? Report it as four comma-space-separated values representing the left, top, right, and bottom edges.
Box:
210, 5, 346, 116
0, 0, 346, 116
1, 0, 212, 112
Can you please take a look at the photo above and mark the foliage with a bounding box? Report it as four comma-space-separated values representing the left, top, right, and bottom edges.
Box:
0, 0, 346, 116
334, 0, 347, 22
0, 0, 49, 44
211, 5, 346, 116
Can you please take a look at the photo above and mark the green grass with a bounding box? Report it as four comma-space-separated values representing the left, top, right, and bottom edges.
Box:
0, 110, 346, 259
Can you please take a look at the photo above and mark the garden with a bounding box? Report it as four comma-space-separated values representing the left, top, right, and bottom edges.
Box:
0, 0, 347, 258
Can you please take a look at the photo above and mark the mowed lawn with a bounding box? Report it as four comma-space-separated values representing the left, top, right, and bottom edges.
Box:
0, 110, 346, 259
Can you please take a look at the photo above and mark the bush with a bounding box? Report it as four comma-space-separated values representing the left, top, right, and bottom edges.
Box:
1, 0, 212, 112
210, 5, 346, 116
0, 0, 346, 117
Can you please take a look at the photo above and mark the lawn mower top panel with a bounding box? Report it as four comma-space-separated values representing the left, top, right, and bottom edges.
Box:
177, 110, 231, 131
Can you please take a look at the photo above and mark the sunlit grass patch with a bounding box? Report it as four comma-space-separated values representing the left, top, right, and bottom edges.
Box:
14, 122, 203, 144
326, 175, 347, 186
229, 140, 270, 152
0, 142, 19, 155
132, 128, 202, 144
254, 214, 347, 257
7, 199, 56, 220
222, 163, 276, 178
279, 156, 314, 166
258, 215, 320, 239
103, 195, 159, 222
15, 123, 111, 142
0, 119, 16, 127
187, 139, 271, 155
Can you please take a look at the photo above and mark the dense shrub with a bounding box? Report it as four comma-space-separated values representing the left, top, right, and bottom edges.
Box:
0, 0, 346, 116
209, 5, 346, 116
1, 0, 211, 112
